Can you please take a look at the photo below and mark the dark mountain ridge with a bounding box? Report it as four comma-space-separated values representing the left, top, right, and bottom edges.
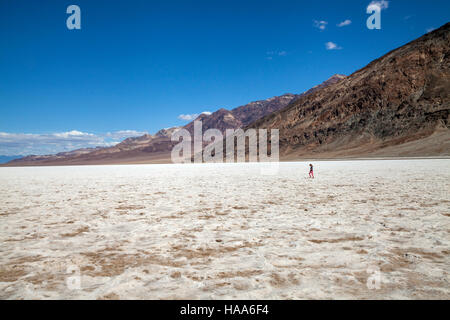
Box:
248, 23, 450, 158
5, 75, 345, 166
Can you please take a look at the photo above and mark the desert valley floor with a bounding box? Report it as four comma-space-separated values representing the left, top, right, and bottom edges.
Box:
0, 160, 449, 299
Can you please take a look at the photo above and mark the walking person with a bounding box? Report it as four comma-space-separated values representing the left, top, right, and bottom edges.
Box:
309, 163, 314, 179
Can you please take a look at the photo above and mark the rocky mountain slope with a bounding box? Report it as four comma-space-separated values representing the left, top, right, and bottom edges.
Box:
249, 23, 450, 158
7, 130, 180, 166
6, 76, 345, 166
183, 93, 301, 135
184, 76, 347, 136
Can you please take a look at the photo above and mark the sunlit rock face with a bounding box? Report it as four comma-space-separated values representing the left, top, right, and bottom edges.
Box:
250, 24, 450, 158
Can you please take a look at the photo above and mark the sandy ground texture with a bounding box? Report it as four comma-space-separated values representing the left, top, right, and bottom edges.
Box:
0, 160, 449, 299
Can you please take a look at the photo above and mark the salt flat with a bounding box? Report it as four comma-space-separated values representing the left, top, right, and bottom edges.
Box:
0, 160, 449, 299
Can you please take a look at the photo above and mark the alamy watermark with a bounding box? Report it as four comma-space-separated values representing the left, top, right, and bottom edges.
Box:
366, 265, 382, 290
170, 121, 280, 174
66, 264, 81, 290
66, 3, 384, 31
366, 1, 388, 30
66, 5, 81, 30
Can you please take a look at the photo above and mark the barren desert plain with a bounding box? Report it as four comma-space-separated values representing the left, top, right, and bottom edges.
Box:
0, 159, 449, 299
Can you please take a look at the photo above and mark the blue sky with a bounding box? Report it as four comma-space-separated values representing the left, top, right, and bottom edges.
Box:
0, 0, 448, 156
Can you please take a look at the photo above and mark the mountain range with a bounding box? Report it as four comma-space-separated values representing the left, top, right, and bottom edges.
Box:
4, 23, 449, 166
249, 23, 449, 159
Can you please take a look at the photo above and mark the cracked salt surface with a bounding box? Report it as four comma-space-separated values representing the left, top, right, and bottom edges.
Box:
0, 160, 449, 299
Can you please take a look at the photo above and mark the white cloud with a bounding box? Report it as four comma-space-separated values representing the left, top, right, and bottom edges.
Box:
105, 130, 148, 140
426, 27, 435, 33
367, 1, 389, 11
313, 20, 328, 31
337, 19, 352, 27
0, 130, 148, 156
178, 114, 197, 121
53, 130, 94, 138
266, 50, 287, 59
325, 41, 342, 50
178, 111, 212, 121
